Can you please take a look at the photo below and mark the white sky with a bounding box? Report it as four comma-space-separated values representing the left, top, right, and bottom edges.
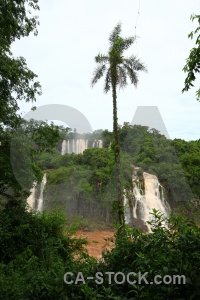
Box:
11, 0, 200, 141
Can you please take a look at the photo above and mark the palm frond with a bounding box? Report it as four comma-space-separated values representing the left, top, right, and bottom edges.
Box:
109, 22, 122, 46
116, 65, 127, 89
104, 68, 111, 93
119, 36, 136, 52
124, 56, 147, 72
91, 64, 106, 87
123, 63, 138, 87
95, 54, 109, 64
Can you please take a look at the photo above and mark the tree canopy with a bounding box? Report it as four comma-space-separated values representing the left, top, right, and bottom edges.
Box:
0, 0, 61, 204
91, 22, 147, 92
0, 0, 41, 128
182, 14, 200, 101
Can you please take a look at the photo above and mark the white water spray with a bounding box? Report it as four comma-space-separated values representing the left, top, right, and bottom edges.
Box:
27, 173, 47, 212
124, 171, 170, 231
61, 139, 103, 154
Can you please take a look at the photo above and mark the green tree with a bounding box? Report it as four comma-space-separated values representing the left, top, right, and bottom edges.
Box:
91, 23, 147, 225
0, 0, 41, 128
182, 14, 200, 101
0, 119, 62, 206
0, 1, 62, 205
0, 0, 41, 200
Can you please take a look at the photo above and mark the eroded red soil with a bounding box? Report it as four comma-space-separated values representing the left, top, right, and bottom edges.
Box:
75, 231, 115, 258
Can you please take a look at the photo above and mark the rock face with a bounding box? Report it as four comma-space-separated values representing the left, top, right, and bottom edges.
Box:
131, 218, 149, 233
27, 165, 170, 232
124, 168, 170, 232
61, 139, 103, 155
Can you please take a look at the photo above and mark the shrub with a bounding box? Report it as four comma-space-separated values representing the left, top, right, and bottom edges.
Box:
95, 210, 200, 299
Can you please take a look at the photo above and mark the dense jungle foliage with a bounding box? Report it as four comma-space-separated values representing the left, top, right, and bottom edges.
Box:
1, 205, 200, 299
32, 124, 200, 227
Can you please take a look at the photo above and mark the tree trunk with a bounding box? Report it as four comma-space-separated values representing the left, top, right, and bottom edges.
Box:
111, 70, 124, 226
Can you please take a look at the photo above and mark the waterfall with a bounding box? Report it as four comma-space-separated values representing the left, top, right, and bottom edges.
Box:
67, 140, 70, 153
124, 170, 170, 231
97, 140, 103, 148
142, 172, 169, 221
37, 173, 47, 212
27, 181, 37, 210
61, 139, 87, 154
72, 139, 75, 153
61, 140, 67, 155
61, 139, 103, 155
27, 173, 47, 212
92, 139, 103, 148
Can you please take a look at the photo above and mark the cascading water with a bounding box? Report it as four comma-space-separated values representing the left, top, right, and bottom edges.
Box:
61, 139, 103, 155
97, 140, 103, 148
124, 170, 170, 232
37, 173, 47, 212
142, 172, 169, 221
27, 181, 37, 210
92, 140, 103, 148
61, 139, 88, 154
61, 140, 67, 155
27, 173, 47, 212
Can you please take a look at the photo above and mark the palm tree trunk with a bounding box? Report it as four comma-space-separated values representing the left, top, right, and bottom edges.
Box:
111, 71, 124, 226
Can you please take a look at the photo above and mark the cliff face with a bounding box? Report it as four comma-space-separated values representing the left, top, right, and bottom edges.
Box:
124, 168, 170, 232
27, 166, 171, 233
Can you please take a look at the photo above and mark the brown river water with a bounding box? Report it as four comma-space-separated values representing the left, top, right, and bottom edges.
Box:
75, 231, 115, 258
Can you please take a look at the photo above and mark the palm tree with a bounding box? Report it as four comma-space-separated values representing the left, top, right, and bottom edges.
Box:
91, 22, 147, 226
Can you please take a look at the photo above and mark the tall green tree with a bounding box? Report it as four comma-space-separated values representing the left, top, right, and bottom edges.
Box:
0, 1, 62, 205
182, 14, 200, 101
0, 0, 41, 128
0, 0, 42, 203
91, 23, 147, 225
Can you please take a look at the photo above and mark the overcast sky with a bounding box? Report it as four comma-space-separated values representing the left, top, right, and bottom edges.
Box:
11, 0, 200, 141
